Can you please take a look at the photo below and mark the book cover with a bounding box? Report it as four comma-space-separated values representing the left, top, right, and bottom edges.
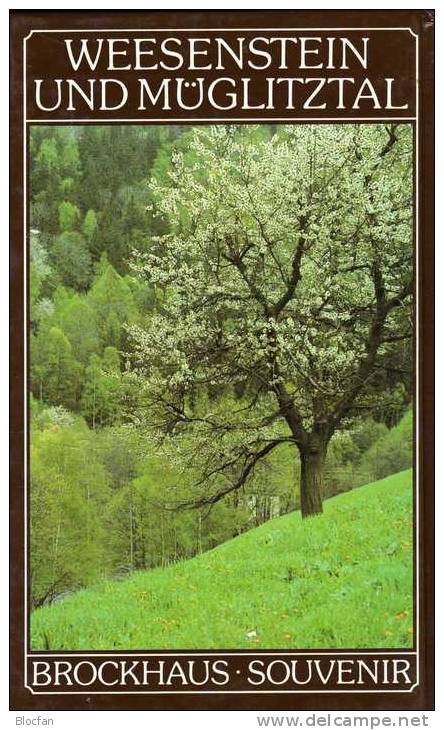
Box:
9, 9, 434, 711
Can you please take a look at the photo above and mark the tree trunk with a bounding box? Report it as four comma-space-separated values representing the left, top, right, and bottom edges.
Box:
299, 444, 326, 518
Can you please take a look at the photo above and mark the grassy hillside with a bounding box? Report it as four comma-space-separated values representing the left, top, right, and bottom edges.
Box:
31, 470, 413, 650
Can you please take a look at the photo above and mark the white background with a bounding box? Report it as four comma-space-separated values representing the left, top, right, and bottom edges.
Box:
1, 1, 440, 726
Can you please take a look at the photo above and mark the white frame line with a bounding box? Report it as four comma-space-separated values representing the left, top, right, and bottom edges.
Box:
22, 25, 420, 697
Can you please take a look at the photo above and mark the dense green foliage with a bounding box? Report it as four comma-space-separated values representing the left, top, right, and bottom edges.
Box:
30, 396, 413, 608
31, 470, 413, 650
30, 126, 413, 638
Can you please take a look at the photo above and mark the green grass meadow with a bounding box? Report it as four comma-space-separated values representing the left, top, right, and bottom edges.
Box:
31, 470, 413, 650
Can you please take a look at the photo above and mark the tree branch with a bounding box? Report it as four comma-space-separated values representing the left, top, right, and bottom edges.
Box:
327, 276, 413, 433
273, 217, 307, 316
223, 237, 271, 316
175, 438, 287, 510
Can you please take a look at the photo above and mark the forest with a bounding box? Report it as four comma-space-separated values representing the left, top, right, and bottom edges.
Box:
30, 123, 414, 613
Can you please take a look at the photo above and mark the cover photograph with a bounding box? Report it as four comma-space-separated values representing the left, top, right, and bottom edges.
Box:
9, 9, 434, 711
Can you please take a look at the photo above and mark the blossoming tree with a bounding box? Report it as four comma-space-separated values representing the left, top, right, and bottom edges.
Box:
130, 124, 413, 517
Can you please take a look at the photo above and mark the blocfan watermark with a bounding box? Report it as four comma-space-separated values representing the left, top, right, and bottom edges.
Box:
11, 715, 432, 727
